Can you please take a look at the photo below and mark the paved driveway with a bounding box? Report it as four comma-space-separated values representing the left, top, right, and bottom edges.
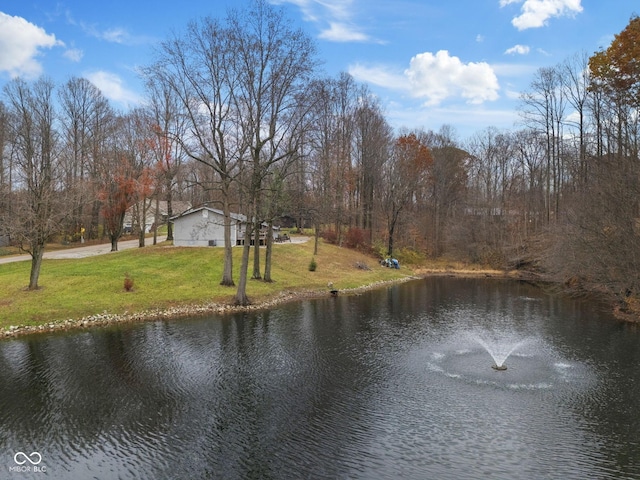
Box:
0, 235, 308, 265
0, 237, 167, 265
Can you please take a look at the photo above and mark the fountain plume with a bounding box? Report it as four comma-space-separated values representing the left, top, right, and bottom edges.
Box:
474, 334, 528, 371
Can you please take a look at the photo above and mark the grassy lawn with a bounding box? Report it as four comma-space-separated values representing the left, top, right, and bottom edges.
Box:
0, 238, 411, 329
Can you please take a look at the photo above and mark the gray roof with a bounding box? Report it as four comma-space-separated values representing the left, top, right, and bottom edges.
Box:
170, 206, 247, 222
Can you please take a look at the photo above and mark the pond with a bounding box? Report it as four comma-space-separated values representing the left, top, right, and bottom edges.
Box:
1, 277, 640, 479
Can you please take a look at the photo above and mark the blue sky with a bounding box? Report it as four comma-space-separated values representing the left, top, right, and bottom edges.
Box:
0, 0, 635, 139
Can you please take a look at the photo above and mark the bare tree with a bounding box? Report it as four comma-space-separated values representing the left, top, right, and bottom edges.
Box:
58, 77, 111, 241
512, 129, 547, 238
380, 133, 432, 257
147, 14, 245, 287
519, 66, 567, 223
305, 74, 358, 246
227, 0, 318, 304
422, 126, 468, 257
119, 109, 156, 248
144, 74, 188, 243
353, 89, 391, 243
2, 77, 64, 289
560, 52, 591, 188
466, 127, 516, 251
0, 101, 12, 243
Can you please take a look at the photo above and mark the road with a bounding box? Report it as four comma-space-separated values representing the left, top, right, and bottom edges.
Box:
0, 236, 167, 265
0, 235, 309, 265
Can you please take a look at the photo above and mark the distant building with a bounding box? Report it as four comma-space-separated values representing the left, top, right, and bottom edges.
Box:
171, 206, 278, 247
124, 200, 192, 233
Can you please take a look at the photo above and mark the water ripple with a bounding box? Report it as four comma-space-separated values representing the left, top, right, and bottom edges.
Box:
1, 278, 640, 479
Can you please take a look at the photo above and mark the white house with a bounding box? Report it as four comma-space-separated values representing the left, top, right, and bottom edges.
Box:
171, 206, 279, 247
171, 207, 243, 247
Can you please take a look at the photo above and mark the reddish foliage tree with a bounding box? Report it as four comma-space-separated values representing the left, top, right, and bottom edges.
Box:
589, 15, 640, 106
99, 156, 139, 251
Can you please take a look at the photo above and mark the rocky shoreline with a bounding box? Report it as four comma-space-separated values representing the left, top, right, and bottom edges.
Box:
8, 267, 626, 341
2, 276, 420, 340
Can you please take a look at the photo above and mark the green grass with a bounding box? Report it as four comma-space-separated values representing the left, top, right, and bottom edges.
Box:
0, 238, 410, 329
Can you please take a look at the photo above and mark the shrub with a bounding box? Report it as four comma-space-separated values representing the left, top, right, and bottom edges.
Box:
308, 257, 317, 272
345, 227, 369, 251
320, 229, 338, 245
394, 247, 426, 266
123, 274, 134, 292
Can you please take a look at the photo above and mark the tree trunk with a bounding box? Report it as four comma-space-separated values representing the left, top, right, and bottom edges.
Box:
252, 218, 262, 280
220, 195, 235, 286
387, 219, 396, 258
166, 185, 174, 241
434, 202, 440, 257
235, 232, 252, 306
152, 195, 159, 245
314, 222, 320, 255
263, 219, 274, 282
138, 201, 146, 248
28, 244, 45, 290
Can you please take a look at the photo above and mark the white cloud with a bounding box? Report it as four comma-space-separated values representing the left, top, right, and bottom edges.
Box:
0, 12, 63, 78
405, 51, 500, 105
504, 87, 523, 100
348, 63, 406, 90
505, 44, 530, 55
501, 0, 583, 30
63, 48, 83, 62
271, 0, 375, 42
102, 27, 129, 44
386, 103, 519, 139
318, 22, 369, 42
85, 71, 141, 106
271, 0, 353, 22
350, 50, 500, 106
65, 11, 151, 46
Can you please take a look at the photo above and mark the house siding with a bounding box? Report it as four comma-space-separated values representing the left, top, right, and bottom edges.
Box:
172, 208, 238, 247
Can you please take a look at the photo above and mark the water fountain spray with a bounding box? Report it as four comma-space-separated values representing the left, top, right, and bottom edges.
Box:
476, 336, 527, 371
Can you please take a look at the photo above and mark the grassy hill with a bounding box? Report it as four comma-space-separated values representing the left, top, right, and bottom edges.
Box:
0, 237, 413, 332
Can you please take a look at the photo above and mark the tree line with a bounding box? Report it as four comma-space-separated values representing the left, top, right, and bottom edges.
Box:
1, 2, 639, 306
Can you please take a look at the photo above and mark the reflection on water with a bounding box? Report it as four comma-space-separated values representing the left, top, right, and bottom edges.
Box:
1, 277, 640, 479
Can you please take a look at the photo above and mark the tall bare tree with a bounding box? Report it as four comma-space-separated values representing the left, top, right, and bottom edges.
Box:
466, 127, 516, 250
119, 109, 156, 248
306, 74, 358, 246
58, 77, 111, 241
227, 0, 318, 304
0, 101, 11, 243
147, 14, 244, 286
561, 52, 591, 188
519, 66, 566, 223
144, 74, 188, 243
2, 77, 63, 289
353, 90, 391, 243
423, 126, 468, 257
